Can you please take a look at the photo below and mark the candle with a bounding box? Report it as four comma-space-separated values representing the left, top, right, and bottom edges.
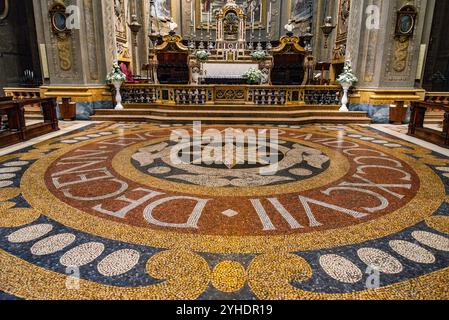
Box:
208, 7, 211, 33
251, 11, 255, 31
267, 2, 271, 33
193, 6, 196, 30
200, 0, 202, 28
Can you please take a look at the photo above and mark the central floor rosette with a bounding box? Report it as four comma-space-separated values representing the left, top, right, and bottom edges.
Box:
131, 138, 331, 187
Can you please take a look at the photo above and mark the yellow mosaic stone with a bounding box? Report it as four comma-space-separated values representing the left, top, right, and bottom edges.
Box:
18, 150, 46, 161
211, 261, 247, 293
248, 252, 313, 300
0, 203, 41, 228
0, 188, 21, 202
426, 216, 449, 235
145, 249, 211, 299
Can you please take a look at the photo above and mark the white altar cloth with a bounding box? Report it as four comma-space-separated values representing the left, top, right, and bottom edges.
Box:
202, 62, 259, 77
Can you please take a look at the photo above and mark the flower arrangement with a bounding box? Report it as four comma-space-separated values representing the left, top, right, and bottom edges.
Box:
243, 68, 263, 85
336, 59, 358, 85
251, 50, 266, 61
195, 50, 210, 62
106, 61, 126, 84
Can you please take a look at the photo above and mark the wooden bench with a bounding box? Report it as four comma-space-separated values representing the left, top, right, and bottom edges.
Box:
59, 97, 77, 121
408, 101, 449, 147
0, 96, 14, 131
0, 97, 59, 148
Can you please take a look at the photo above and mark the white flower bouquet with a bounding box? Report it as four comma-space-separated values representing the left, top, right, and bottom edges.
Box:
195, 50, 210, 62
336, 59, 358, 85
243, 68, 263, 85
106, 62, 126, 84
251, 50, 266, 61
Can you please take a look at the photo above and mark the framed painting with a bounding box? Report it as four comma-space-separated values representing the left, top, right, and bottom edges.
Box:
395, 6, 417, 37
290, 0, 313, 22
196, 0, 266, 29
114, 0, 127, 41
336, 0, 350, 43
154, 0, 173, 21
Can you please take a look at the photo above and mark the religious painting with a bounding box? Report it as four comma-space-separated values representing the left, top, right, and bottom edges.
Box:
395, 6, 417, 37
336, 0, 350, 43
223, 11, 239, 40
154, 0, 172, 21
290, 0, 313, 22
399, 15, 413, 33
333, 0, 350, 63
114, 0, 127, 42
196, 0, 266, 29
52, 11, 68, 32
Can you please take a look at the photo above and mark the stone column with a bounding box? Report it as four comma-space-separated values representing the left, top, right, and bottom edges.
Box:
344, 0, 432, 123
32, 0, 116, 118
138, 0, 150, 74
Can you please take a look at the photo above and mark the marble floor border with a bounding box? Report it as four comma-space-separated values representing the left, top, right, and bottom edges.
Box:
0, 121, 97, 157
370, 124, 449, 158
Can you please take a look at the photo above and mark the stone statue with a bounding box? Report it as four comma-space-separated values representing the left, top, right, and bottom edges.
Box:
324, 16, 333, 27
284, 19, 295, 35
191, 67, 201, 85
261, 68, 270, 85
169, 18, 178, 34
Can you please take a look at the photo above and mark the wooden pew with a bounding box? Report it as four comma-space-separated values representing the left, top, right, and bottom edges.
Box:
0, 96, 13, 134
0, 97, 59, 148
408, 101, 449, 147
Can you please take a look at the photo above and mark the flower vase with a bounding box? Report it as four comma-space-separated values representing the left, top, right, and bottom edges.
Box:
339, 82, 351, 112
113, 80, 124, 110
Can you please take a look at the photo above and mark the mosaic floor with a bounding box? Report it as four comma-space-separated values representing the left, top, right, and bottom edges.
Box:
1, 122, 449, 300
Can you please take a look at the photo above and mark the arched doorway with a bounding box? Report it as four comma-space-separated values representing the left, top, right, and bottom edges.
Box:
422, 1, 449, 92
0, 0, 42, 96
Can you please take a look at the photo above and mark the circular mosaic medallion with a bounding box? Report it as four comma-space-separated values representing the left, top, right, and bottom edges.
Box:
20, 125, 440, 251
1, 123, 449, 300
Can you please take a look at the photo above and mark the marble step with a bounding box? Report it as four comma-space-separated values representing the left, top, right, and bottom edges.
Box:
122, 104, 342, 111
90, 114, 372, 125
24, 110, 42, 115
424, 111, 444, 124
24, 114, 43, 120
95, 108, 369, 118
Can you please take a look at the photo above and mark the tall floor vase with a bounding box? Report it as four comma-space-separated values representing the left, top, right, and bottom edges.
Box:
113, 80, 124, 110
339, 82, 351, 112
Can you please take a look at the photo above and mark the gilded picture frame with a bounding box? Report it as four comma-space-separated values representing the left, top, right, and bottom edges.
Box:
395, 6, 417, 37
289, 0, 313, 22
154, 0, 174, 21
